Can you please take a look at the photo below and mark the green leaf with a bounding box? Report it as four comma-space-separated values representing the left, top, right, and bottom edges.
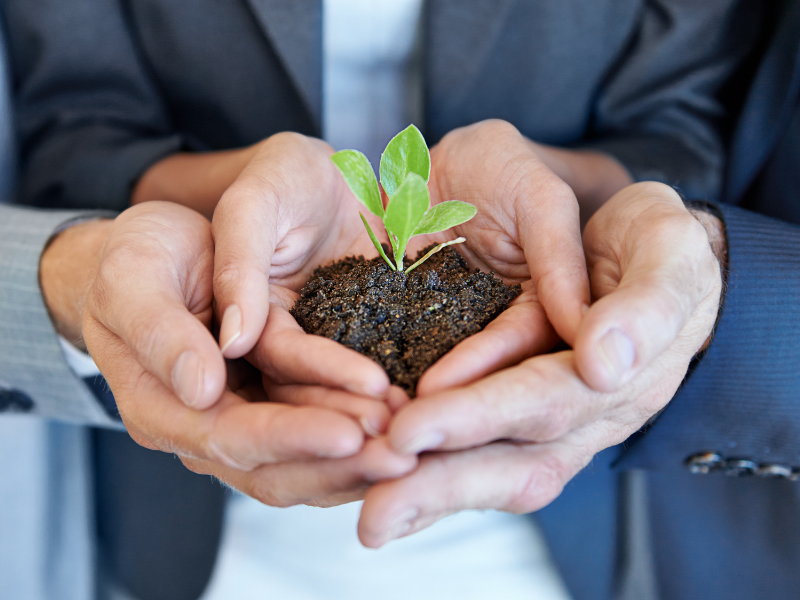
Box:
413, 201, 477, 236
359, 213, 395, 271
405, 237, 467, 274
380, 124, 431, 198
383, 173, 430, 270
331, 150, 384, 218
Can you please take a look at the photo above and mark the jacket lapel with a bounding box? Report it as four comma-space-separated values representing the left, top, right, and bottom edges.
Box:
425, 0, 517, 128
725, 0, 800, 205
245, 0, 323, 129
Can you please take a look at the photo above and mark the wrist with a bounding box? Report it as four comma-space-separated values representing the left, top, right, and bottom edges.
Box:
131, 143, 260, 218
40, 219, 114, 350
683, 201, 728, 353
684, 200, 728, 272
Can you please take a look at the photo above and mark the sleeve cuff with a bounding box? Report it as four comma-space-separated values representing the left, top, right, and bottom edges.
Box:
0, 204, 122, 427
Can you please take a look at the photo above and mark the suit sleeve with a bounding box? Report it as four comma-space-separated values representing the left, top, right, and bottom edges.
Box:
617, 202, 800, 471
0, 204, 121, 427
581, 0, 764, 200
1, 0, 183, 211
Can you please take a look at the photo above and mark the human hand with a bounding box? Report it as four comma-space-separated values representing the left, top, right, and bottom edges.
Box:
413, 119, 591, 393
357, 182, 723, 547
211, 132, 414, 410
70, 201, 413, 506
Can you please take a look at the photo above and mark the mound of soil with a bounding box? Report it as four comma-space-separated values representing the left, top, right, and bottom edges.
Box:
291, 245, 520, 396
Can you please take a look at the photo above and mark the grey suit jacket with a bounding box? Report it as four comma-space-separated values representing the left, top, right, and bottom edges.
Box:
0, 1, 772, 599
0, 80, 115, 600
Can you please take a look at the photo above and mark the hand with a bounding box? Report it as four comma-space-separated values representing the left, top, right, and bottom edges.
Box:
357, 182, 723, 547
68, 201, 413, 506
210, 132, 413, 410
413, 119, 592, 393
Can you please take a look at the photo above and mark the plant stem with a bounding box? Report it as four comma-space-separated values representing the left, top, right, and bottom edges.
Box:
404, 237, 467, 274
360, 213, 396, 270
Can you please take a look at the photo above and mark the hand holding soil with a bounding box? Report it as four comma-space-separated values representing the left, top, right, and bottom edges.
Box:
293, 121, 590, 397
358, 183, 723, 548
210, 132, 404, 416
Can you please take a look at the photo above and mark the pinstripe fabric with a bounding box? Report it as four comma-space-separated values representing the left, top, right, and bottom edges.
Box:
0, 204, 117, 427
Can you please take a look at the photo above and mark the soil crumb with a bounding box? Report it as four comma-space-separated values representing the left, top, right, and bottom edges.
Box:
291, 245, 520, 396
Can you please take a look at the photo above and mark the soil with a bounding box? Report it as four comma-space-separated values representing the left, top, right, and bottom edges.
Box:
291, 244, 521, 396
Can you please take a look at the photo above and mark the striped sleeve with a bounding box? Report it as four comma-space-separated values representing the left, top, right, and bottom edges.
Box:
0, 204, 120, 427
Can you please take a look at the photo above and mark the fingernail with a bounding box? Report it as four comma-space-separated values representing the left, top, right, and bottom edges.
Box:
172, 350, 204, 408
359, 416, 381, 438
219, 304, 242, 355
380, 508, 419, 546
597, 328, 636, 385
398, 431, 444, 455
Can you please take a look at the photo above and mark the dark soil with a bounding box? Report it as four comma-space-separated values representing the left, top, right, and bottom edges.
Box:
291, 244, 520, 396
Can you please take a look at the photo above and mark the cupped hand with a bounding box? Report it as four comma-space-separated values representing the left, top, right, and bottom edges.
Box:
211, 132, 406, 405
81, 201, 415, 507
357, 182, 723, 547
412, 119, 590, 394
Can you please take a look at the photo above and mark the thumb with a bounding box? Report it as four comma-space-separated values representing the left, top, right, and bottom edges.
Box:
84, 242, 226, 410
212, 178, 278, 359
574, 206, 720, 392
518, 177, 590, 346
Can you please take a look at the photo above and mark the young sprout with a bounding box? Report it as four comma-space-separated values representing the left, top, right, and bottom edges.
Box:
331, 124, 477, 273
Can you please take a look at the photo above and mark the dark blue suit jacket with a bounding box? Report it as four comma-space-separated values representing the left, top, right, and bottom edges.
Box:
2, 1, 793, 599
540, 3, 800, 599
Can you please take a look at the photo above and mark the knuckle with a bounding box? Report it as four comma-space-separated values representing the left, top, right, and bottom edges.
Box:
514, 360, 576, 442
630, 181, 677, 201
506, 455, 568, 514
214, 257, 267, 301
476, 118, 519, 139
266, 130, 307, 151
537, 404, 574, 442
213, 262, 243, 295
126, 311, 165, 363
86, 270, 112, 317
179, 456, 210, 475
126, 427, 160, 452
248, 475, 296, 508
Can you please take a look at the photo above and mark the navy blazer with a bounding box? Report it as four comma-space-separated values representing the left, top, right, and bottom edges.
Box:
540, 3, 800, 600
2, 1, 791, 599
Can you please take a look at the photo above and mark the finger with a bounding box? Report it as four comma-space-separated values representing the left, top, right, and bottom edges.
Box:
389, 351, 602, 455
416, 294, 555, 396
262, 378, 392, 437
517, 169, 590, 346
358, 439, 588, 548
86, 247, 226, 410
208, 400, 369, 469
184, 437, 418, 509
86, 319, 368, 466
212, 175, 277, 359
575, 186, 721, 392
251, 302, 390, 399
386, 385, 411, 413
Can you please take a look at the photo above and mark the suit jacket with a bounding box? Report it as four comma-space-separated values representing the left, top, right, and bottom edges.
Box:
0, 1, 791, 599
540, 3, 800, 600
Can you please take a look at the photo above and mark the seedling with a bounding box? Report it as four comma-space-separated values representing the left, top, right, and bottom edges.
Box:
331, 125, 477, 274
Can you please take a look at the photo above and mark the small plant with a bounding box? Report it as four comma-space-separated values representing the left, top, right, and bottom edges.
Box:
331, 125, 477, 274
